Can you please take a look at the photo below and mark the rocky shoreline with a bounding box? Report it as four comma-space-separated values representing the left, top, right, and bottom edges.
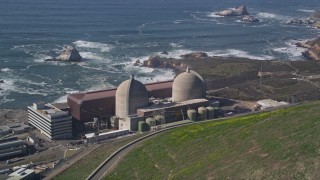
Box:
296, 37, 320, 61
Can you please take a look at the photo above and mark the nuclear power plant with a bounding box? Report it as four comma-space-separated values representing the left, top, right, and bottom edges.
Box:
28, 67, 217, 140
67, 67, 215, 132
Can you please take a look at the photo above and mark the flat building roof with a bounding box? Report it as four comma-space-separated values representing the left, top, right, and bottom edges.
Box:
137, 98, 209, 113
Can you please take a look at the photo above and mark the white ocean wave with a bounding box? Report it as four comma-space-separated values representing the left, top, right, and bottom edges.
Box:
135, 68, 175, 83
1, 68, 11, 72
52, 89, 80, 103
272, 40, 307, 59
297, 9, 315, 13
33, 54, 53, 63
79, 52, 107, 61
208, 49, 274, 60
73, 40, 113, 52
157, 49, 194, 59
169, 42, 183, 48
207, 12, 223, 18
257, 12, 292, 22
53, 94, 69, 103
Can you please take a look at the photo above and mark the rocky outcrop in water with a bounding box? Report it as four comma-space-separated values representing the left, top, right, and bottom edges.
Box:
286, 19, 316, 25
0, 80, 4, 84
46, 46, 82, 62
138, 56, 186, 69
242, 16, 260, 23
161, 51, 169, 55
297, 37, 320, 61
143, 56, 171, 68
215, 5, 249, 16
180, 52, 208, 58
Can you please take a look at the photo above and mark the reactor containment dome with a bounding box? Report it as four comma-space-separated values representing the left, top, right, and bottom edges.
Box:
116, 75, 149, 118
172, 67, 206, 102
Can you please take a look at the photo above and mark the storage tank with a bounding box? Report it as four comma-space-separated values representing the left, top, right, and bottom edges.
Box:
187, 109, 197, 122
138, 121, 147, 132
206, 106, 215, 119
172, 67, 206, 102
146, 117, 155, 130
154, 115, 164, 125
198, 106, 207, 121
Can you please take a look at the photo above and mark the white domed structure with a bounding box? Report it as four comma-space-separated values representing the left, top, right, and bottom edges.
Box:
116, 75, 149, 118
172, 67, 206, 102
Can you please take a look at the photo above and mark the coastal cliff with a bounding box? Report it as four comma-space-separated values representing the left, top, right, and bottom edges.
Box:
297, 37, 320, 61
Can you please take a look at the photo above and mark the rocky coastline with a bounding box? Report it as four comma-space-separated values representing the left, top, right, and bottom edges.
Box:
296, 37, 320, 61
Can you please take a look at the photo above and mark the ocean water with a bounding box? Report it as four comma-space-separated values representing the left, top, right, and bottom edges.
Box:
0, 0, 319, 108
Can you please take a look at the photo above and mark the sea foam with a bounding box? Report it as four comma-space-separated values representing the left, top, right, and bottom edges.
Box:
208, 49, 274, 60
73, 40, 113, 52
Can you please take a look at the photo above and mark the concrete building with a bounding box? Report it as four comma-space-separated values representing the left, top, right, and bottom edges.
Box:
117, 68, 210, 131
28, 102, 72, 140
67, 67, 212, 132
116, 75, 149, 118
67, 80, 173, 122
172, 67, 206, 102
0, 139, 27, 160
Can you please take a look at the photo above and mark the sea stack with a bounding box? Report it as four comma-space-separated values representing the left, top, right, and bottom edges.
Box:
215, 5, 250, 16
46, 46, 82, 62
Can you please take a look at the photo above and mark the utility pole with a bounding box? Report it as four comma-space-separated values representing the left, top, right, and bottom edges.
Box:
260, 64, 262, 86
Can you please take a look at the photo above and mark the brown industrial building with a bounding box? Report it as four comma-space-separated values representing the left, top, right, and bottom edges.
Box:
68, 80, 173, 122
67, 67, 216, 132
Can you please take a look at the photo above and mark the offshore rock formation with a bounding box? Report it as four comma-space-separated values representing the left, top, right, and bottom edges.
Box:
46, 46, 82, 62
136, 56, 186, 69
215, 5, 249, 16
135, 52, 208, 68
242, 16, 260, 23
297, 37, 320, 61
286, 19, 316, 25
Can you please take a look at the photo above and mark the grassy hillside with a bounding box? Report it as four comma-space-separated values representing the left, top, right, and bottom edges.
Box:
105, 101, 320, 179
54, 134, 145, 180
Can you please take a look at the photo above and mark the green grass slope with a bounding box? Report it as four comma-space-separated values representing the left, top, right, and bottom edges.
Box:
105, 101, 320, 179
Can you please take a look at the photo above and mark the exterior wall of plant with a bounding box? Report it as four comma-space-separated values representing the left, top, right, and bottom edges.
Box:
28, 103, 72, 140
67, 81, 173, 122
137, 99, 209, 123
